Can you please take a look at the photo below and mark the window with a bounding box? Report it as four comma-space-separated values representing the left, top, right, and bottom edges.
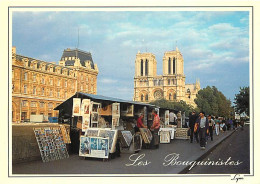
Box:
42, 87, 45, 96
173, 57, 176, 74
24, 72, 28, 80
65, 80, 67, 87
145, 94, 148, 101
31, 102, 37, 107
31, 112, 36, 115
172, 79, 175, 85
140, 59, 143, 76
33, 74, 36, 82
40, 102, 45, 108
141, 94, 144, 101
48, 103, 53, 108
41, 76, 45, 84
24, 85, 27, 94
168, 79, 171, 85
42, 65, 45, 71
169, 93, 172, 100
22, 100, 28, 107
145, 59, 148, 76
168, 57, 171, 74
57, 90, 60, 98
50, 78, 53, 85
50, 89, 53, 97
33, 86, 36, 95
174, 93, 177, 99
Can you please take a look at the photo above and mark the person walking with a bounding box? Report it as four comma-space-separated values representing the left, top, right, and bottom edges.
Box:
215, 117, 220, 136
195, 111, 209, 150
189, 111, 199, 143
208, 115, 215, 141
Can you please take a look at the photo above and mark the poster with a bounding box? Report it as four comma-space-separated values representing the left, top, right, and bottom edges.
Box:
165, 110, 169, 125
34, 127, 69, 162
112, 116, 120, 127
126, 105, 134, 117
79, 136, 109, 159
133, 134, 142, 151
72, 98, 81, 116
81, 99, 91, 116
159, 131, 170, 143
121, 131, 133, 147
85, 128, 99, 137
82, 115, 90, 132
112, 103, 120, 117
91, 102, 100, 127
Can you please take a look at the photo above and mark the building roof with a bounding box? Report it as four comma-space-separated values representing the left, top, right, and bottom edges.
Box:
54, 92, 157, 111
61, 49, 95, 69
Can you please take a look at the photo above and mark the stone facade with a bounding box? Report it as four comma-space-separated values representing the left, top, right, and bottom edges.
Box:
12, 47, 98, 123
133, 47, 200, 107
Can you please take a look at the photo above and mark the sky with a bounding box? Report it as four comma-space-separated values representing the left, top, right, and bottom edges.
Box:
12, 10, 250, 103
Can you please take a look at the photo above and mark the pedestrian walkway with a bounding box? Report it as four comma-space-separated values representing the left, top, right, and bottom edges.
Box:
12, 129, 235, 175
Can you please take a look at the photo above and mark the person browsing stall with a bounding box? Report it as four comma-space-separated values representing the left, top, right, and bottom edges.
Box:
195, 111, 209, 150
150, 110, 160, 148
137, 113, 147, 128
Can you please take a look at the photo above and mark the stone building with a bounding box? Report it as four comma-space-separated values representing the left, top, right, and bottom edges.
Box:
133, 47, 200, 107
12, 47, 98, 123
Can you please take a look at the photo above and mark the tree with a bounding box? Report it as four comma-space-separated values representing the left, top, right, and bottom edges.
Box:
234, 86, 249, 116
194, 86, 233, 118
150, 99, 194, 116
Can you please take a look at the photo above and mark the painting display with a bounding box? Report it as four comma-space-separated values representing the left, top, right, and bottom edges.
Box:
139, 128, 153, 144
126, 105, 134, 117
159, 131, 170, 143
81, 99, 91, 116
133, 133, 142, 151
85, 128, 99, 137
79, 136, 109, 159
112, 103, 120, 117
33, 127, 69, 162
112, 117, 120, 127
175, 128, 190, 139
59, 125, 71, 144
165, 110, 169, 125
91, 102, 100, 127
82, 115, 90, 132
72, 98, 81, 116
121, 131, 133, 147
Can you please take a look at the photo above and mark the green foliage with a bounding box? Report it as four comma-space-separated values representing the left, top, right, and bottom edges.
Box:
234, 86, 249, 116
150, 99, 194, 116
194, 86, 233, 117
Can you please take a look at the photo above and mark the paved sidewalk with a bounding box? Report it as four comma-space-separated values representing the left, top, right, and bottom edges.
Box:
12, 130, 235, 175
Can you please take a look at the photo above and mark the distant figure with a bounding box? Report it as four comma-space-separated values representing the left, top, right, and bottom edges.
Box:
208, 115, 215, 141
215, 117, 220, 136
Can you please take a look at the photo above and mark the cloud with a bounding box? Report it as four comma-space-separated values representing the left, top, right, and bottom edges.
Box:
99, 78, 117, 84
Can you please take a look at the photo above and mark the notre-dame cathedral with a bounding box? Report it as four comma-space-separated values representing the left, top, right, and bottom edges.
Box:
133, 47, 200, 107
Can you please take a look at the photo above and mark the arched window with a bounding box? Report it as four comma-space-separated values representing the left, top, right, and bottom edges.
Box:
169, 93, 172, 100
145, 59, 148, 76
173, 57, 176, 74
140, 59, 143, 76
141, 94, 144, 101
168, 57, 171, 74
145, 94, 148, 101
174, 93, 177, 99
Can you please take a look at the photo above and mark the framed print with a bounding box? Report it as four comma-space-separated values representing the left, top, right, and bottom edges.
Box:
81, 99, 91, 116
72, 98, 81, 116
